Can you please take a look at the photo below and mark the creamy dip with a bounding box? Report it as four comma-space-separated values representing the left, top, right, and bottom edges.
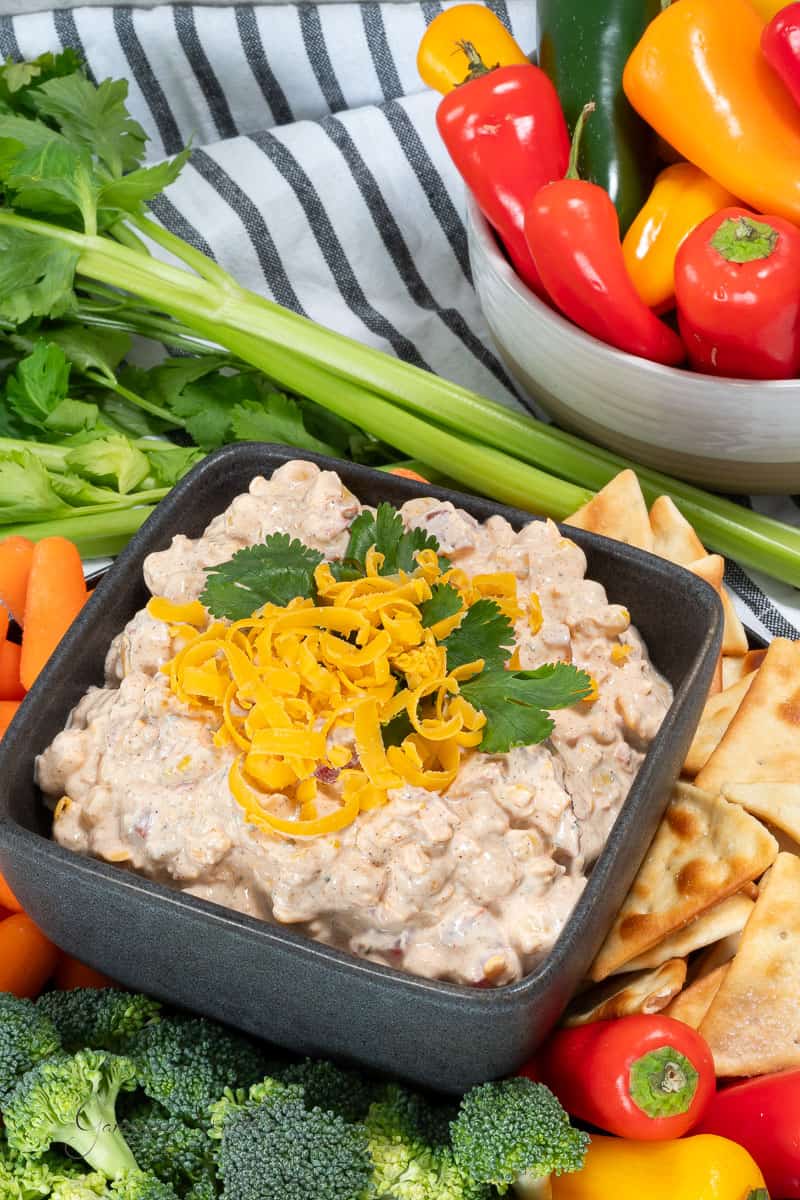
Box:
38, 460, 672, 987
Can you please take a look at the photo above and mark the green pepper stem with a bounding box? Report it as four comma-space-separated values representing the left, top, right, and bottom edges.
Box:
711, 215, 780, 264
566, 102, 595, 181
454, 40, 499, 83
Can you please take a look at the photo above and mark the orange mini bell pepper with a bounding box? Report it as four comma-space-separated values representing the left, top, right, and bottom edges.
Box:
623, 164, 737, 311
624, 0, 800, 226
417, 3, 529, 95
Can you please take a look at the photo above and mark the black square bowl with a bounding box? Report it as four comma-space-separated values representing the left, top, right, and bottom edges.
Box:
0, 444, 722, 1093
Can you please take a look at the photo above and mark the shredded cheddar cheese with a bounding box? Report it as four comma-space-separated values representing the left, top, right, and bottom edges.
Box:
149, 556, 543, 840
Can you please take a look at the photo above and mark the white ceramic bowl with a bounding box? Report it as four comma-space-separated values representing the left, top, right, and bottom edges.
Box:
467, 198, 800, 494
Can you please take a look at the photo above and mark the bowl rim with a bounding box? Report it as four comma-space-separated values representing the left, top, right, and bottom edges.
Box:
466, 197, 800, 393
0, 444, 723, 1009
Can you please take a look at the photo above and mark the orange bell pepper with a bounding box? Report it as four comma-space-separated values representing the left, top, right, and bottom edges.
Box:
623, 164, 738, 311
417, 3, 528, 95
624, 0, 800, 226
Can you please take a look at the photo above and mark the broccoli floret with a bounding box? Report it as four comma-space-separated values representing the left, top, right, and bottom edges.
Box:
0, 994, 62, 1101
275, 1059, 378, 1123
2, 1050, 140, 1180
0, 1138, 107, 1200
36, 991, 161, 1054
450, 1079, 589, 1198
215, 1081, 374, 1200
49, 1175, 110, 1200
366, 1085, 488, 1200
110, 1171, 180, 1200
127, 1019, 268, 1125
120, 1104, 217, 1197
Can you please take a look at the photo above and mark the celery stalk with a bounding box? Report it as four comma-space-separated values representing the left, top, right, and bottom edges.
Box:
1, 506, 155, 557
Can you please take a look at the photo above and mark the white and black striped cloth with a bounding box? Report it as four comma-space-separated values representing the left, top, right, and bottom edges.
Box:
1, 1, 798, 640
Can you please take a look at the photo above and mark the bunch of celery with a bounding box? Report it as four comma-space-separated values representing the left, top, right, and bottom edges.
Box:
0, 51, 799, 585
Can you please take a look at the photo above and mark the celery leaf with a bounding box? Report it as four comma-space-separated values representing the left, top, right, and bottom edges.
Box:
0, 449, 68, 520
230, 394, 339, 456
6, 340, 71, 428
0, 227, 78, 322
31, 74, 148, 176
100, 148, 191, 214
65, 434, 150, 494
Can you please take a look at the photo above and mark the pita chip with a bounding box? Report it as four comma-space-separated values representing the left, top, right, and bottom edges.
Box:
696, 639, 800, 794
562, 959, 687, 1027
722, 649, 767, 689
718, 589, 749, 658
699, 852, 800, 1075
666, 964, 729, 1030
683, 671, 759, 777
564, 469, 653, 551
724, 781, 800, 847
611, 891, 754, 974
693, 930, 743, 977
590, 783, 778, 981
649, 495, 706, 564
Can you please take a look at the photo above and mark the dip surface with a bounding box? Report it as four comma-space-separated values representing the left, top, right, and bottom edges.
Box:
38, 460, 672, 987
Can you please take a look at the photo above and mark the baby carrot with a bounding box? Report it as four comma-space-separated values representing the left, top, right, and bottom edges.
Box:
0, 536, 34, 624
0, 639, 24, 701
0, 867, 23, 913
53, 954, 114, 991
0, 912, 59, 998
388, 467, 430, 483
20, 537, 86, 691
0, 699, 20, 739
0, 605, 7, 645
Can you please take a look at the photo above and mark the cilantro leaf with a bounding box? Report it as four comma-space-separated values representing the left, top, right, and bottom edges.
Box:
230, 393, 339, 456
444, 599, 514, 673
460, 664, 594, 754
201, 534, 325, 620
31, 74, 147, 177
335, 502, 442, 578
381, 711, 413, 748
420, 583, 463, 629
142, 355, 243, 450
0, 226, 78, 322
6, 340, 71, 428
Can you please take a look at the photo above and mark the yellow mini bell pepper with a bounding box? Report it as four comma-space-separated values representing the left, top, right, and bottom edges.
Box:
417, 3, 529, 95
623, 163, 737, 311
624, 0, 800, 226
551, 1134, 767, 1200
747, 0, 787, 22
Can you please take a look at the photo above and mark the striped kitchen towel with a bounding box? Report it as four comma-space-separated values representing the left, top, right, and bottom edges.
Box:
0, 1, 798, 639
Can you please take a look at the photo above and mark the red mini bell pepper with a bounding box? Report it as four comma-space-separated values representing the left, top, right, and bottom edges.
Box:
675, 205, 800, 379
762, 3, 800, 109
436, 56, 570, 296
530, 1014, 716, 1140
523, 104, 685, 365
696, 1069, 800, 1198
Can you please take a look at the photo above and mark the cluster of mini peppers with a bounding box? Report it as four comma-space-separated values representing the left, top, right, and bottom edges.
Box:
418, 0, 800, 381
524, 1013, 799, 1198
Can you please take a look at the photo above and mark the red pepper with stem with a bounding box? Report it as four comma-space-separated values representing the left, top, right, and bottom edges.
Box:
675, 205, 800, 379
528, 1014, 716, 1140
695, 1069, 800, 1198
523, 103, 685, 365
436, 53, 570, 296
762, 3, 800, 110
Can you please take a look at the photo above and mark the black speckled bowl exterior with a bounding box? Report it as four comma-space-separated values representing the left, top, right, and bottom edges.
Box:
0, 444, 722, 1093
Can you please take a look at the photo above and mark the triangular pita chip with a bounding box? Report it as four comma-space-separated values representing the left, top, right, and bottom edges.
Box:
696, 639, 800, 794
723, 781, 800, 847
718, 588, 749, 657
564, 469, 653, 551
683, 671, 759, 777
611, 891, 754, 974
563, 959, 687, 1027
590, 783, 778, 981
693, 931, 742, 977
666, 964, 729, 1029
687, 553, 724, 594
699, 852, 800, 1075
722, 649, 767, 690
649, 495, 706, 564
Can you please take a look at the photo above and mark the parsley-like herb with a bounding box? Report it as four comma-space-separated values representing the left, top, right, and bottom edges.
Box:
381, 711, 413, 747
201, 534, 324, 620
419, 582, 463, 629
460, 664, 594, 754
332, 502, 444, 580
444, 599, 514, 672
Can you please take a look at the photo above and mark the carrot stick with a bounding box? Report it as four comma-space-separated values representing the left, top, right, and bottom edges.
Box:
20, 537, 86, 691
53, 954, 114, 991
388, 467, 429, 483
0, 605, 7, 646
0, 640, 24, 701
0, 536, 34, 624
0, 868, 23, 913
0, 912, 59, 998
0, 700, 20, 739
